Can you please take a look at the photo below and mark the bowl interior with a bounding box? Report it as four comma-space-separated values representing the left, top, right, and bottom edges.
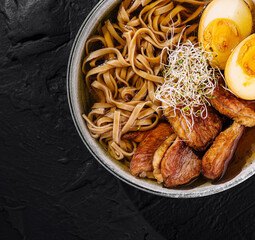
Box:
67, 0, 255, 198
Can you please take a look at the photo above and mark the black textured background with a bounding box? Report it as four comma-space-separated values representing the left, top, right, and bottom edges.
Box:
0, 1, 255, 239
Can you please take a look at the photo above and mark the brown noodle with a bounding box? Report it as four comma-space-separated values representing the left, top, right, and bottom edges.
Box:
82, 0, 205, 161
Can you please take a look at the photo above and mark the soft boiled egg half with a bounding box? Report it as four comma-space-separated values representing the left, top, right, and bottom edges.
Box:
198, 0, 253, 70
225, 34, 255, 100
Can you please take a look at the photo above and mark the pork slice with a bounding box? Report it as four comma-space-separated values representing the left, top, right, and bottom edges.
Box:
202, 121, 245, 180
163, 103, 222, 151
122, 131, 150, 142
161, 138, 201, 187
130, 122, 173, 176
210, 83, 255, 127
152, 133, 177, 183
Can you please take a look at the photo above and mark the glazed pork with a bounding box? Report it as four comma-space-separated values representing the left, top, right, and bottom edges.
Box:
161, 138, 201, 187
202, 121, 245, 180
152, 133, 177, 183
130, 122, 173, 177
163, 103, 223, 151
122, 130, 150, 142
210, 83, 255, 127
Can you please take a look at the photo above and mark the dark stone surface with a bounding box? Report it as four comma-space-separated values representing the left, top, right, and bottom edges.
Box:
0, 0, 255, 239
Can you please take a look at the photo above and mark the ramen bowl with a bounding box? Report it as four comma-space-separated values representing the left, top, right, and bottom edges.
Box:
67, 0, 255, 198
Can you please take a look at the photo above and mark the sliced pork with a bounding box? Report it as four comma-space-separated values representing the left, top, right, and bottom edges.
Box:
210, 83, 255, 127
130, 123, 173, 177
161, 138, 201, 187
163, 103, 223, 151
202, 121, 245, 180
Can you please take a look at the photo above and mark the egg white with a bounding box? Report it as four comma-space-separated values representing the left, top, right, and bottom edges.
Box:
225, 34, 255, 100
198, 0, 253, 42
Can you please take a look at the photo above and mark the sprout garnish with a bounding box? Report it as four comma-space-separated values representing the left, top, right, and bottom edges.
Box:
155, 40, 223, 131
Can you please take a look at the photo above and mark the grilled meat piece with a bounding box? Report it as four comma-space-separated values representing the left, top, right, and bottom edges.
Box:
161, 138, 201, 187
163, 103, 223, 151
122, 131, 150, 142
202, 121, 245, 180
210, 83, 255, 127
130, 123, 173, 177
152, 133, 177, 183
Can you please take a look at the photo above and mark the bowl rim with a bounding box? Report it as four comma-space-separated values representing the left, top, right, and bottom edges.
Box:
67, 0, 255, 198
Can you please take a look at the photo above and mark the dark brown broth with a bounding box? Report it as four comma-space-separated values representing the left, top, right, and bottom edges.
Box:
174, 176, 208, 190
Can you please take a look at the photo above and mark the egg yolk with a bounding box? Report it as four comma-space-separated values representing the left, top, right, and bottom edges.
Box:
202, 18, 241, 69
237, 38, 255, 87
238, 38, 255, 77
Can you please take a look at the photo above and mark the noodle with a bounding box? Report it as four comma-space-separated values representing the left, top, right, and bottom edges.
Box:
82, 0, 205, 160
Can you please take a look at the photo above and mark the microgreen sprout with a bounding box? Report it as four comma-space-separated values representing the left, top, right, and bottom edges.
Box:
155, 40, 223, 131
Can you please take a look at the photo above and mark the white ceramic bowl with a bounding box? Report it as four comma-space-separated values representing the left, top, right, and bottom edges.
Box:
67, 0, 255, 198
